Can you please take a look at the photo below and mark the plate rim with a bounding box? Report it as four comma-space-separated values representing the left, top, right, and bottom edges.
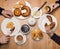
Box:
12, 1, 32, 20
1, 17, 20, 36
38, 14, 57, 33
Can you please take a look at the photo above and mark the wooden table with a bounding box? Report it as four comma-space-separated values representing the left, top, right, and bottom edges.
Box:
0, 0, 60, 49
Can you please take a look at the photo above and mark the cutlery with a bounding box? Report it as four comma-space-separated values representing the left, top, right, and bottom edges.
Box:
33, 1, 47, 16
10, 27, 15, 33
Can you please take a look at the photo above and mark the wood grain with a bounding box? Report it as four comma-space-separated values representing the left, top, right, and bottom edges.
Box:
0, 0, 60, 49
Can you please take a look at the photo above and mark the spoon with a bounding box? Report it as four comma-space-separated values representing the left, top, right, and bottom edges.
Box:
33, 1, 47, 16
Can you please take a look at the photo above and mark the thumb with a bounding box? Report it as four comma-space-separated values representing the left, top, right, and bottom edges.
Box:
3, 14, 10, 18
6, 31, 12, 36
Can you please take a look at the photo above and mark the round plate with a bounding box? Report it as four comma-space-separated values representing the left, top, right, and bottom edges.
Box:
38, 14, 57, 33
14, 33, 26, 45
1, 17, 20, 36
12, 1, 31, 20
31, 7, 42, 19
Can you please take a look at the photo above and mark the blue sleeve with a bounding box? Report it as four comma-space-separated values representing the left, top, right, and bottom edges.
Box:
0, 7, 4, 15
51, 33, 60, 45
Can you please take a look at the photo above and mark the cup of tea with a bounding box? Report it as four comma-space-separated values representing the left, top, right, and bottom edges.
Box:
17, 35, 23, 42
45, 6, 51, 12
15, 33, 23, 43
14, 33, 26, 45
44, 5, 53, 13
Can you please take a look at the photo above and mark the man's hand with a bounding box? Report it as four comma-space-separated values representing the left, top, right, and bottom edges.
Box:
2, 10, 13, 18
45, 25, 54, 37
0, 35, 10, 44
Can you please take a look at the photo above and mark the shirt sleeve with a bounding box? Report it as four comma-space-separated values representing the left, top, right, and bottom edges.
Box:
55, 0, 60, 7
51, 33, 60, 45
0, 7, 4, 15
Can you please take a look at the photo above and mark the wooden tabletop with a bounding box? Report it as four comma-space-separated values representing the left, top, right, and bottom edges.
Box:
0, 0, 60, 49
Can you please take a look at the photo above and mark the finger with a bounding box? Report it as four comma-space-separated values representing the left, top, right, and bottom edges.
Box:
5, 41, 9, 44
3, 42, 8, 44
5, 35, 10, 37
45, 25, 51, 31
7, 11, 13, 17
4, 12, 13, 18
45, 25, 50, 29
5, 38, 10, 42
7, 37, 10, 39
7, 14, 13, 17
3, 14, 10, 18
3, 37, 9, 42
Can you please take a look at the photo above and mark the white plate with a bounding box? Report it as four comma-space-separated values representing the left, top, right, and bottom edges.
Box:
31, 7, 42, 19
12, 1, 31, 20
1, 17, 20, 36
14, 33, 26, 45
38, 14, 57, 33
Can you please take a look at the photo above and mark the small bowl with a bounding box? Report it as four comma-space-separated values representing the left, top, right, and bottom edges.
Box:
28, 18, 36, 26
21, 24, 30, 35
31, 7, 42, 19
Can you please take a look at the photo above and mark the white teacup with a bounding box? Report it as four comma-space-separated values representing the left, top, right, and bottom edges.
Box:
44, 5, 53, 13
14, 33, 26, 45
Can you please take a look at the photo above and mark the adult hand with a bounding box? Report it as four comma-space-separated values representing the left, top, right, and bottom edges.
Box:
2, 10, 13, 18
0, 35, 10, 44
45, 25, 54, 37
49, 3, 59, 13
